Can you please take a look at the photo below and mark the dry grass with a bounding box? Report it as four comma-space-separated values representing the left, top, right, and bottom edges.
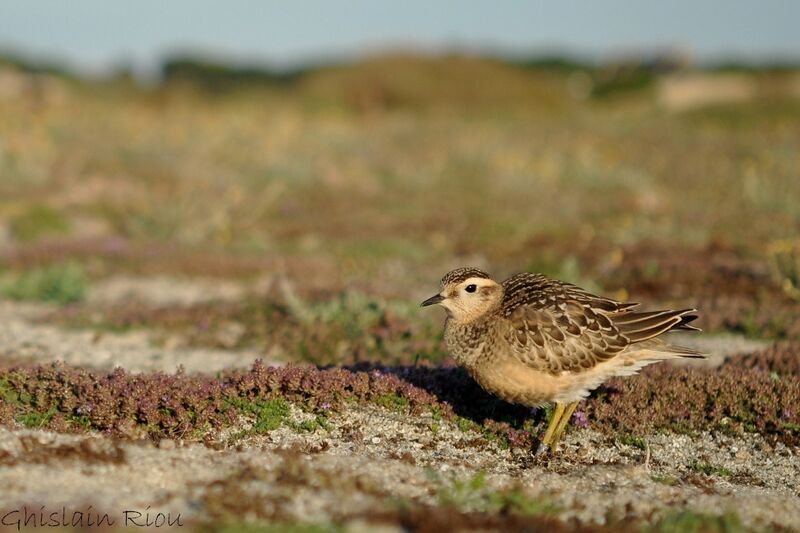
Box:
1, 60, 799, 284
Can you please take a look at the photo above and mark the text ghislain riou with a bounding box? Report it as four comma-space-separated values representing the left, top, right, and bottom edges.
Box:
1, 506, 183, 529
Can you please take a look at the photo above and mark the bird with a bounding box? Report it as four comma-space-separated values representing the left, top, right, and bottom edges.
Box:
421, 267, 704, 453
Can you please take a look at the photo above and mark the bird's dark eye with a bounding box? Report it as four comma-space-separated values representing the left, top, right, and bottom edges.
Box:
465, 284, 477, 293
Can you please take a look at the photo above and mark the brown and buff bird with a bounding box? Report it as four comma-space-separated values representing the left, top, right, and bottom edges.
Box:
421, 267, 704, 453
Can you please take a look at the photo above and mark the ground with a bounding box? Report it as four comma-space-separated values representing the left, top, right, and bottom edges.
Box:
0, 57, 799, 532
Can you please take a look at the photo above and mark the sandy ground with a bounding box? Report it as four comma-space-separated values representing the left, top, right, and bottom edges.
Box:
0, 409, 798, 529
0, 278, 794, 531
0, 300, 268, 373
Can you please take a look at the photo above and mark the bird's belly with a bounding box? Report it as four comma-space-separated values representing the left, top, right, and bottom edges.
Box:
466, 358, 565, 407
467, 351, 662, 406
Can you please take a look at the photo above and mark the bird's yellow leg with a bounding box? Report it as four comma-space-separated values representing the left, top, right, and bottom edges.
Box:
549, 401, 579, 451
539, 402, 566, 448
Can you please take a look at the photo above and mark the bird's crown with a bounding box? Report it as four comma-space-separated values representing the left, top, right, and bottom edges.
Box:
440, 267, 491, 288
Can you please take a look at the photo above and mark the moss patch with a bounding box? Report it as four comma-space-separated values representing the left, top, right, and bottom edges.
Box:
225, 397, 291, 433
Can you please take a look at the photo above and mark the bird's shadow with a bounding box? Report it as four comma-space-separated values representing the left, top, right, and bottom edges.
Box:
344, 362, 547, 431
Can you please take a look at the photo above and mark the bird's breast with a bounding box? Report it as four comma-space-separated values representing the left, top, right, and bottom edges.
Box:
444, 320, 490, 367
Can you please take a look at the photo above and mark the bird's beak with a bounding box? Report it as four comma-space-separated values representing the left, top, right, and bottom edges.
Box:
420, 294, 445, 307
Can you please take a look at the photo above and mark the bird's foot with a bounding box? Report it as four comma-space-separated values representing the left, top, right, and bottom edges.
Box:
534, 441, 551, 456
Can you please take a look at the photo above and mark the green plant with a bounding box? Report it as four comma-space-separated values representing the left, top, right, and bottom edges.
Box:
295, 415, 331, 433
740, 307, 762, 338
1, 262, 88, 304
486, 488, 558, 516
17, 406, 58, 428
436, 471, 490, 510
436, 472, 557, 516
650, 510, 747, 533
617, 434, 647, 450
650, 474, 678, 486
9, 205, 70, 242
225, 397, 290, 433
456, 417, 477, 432
688, 461, 732, 478
373, 393, 409, 410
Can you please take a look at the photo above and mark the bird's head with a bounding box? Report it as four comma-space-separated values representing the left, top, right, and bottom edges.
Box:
421, 267, 503, 324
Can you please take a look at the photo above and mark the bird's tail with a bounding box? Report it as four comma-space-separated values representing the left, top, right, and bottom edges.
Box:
612, 308, 706, 358
644, 340, 707, 359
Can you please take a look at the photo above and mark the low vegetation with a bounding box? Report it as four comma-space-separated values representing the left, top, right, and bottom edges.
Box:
0, 342, 797, 447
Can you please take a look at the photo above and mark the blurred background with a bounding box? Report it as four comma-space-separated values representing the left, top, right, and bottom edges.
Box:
1, 1, 799, 364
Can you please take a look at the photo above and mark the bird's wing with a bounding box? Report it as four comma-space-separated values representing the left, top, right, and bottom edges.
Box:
500, 273, 634, 374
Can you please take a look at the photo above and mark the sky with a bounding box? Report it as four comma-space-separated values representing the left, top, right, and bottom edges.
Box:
0, 1, 797, 76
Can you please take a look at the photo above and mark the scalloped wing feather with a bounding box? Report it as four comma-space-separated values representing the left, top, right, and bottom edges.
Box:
499, 273, 701, 375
